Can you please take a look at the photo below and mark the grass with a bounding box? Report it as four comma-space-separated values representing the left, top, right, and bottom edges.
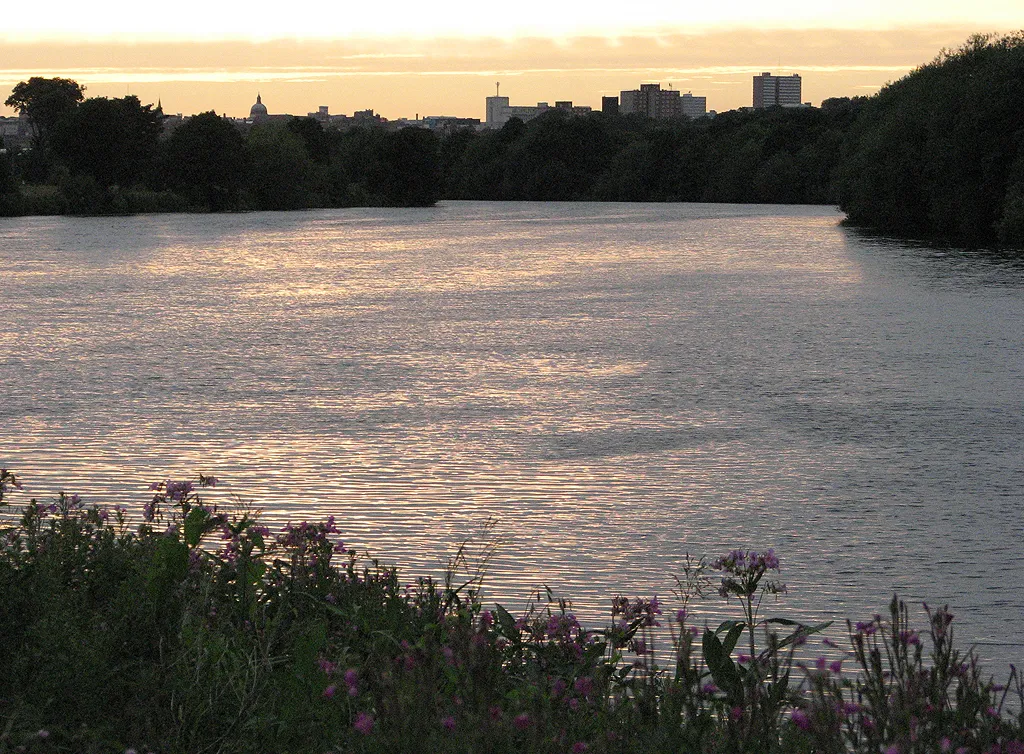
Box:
0, 468, 1021, 753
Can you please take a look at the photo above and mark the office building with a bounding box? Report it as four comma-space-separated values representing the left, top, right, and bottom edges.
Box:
752, 73, 802, 108
619, 84, 706, 120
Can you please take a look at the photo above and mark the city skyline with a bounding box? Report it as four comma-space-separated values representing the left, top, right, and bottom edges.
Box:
1, 22, 1019, 120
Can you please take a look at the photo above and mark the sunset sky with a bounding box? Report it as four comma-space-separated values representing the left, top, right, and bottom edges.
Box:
1, 1, 1019, 119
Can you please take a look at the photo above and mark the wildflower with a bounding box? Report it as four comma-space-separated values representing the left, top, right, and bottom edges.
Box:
488, 706, 502, 722
317, 658, 336, 674
344, 668, 358, 686
701, 682, 718, 694
815, 656, 827, 671
676, 608, 687, 623
322, 684, 337, 699
941, 738, 952, 752
822, 637, 838, 648
441, 716, 456, 732
829, 659, 843, 674
573, 676, 594, 698
737, 653, 751, 664
513, 713, 531, 730
36, 730, 49, 739
551, 678, 567, 698
480, 610, 494, 628
791, 709, 811, 731
730, 706, 743, 721
568, 698, 579, 711
571, 743, 589, 753
353, 712, 374, 735
883, 746, 900, 754
898, 629, 921, 646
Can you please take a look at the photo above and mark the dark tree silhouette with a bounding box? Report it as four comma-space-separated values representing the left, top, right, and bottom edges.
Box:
162, 111, 248, 211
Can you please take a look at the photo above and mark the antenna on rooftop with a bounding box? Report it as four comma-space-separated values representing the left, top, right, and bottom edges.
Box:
496, 81, 500, 97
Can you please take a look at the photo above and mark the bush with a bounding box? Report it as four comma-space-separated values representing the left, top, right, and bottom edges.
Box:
0, 468, 1021, 753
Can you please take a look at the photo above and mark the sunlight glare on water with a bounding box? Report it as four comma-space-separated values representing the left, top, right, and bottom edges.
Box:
1, 201, 1022, 670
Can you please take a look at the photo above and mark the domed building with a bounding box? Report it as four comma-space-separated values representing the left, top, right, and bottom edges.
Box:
249, 93, 269, 123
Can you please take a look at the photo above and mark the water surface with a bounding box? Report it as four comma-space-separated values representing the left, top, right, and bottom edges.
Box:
2, 202, 1022, 669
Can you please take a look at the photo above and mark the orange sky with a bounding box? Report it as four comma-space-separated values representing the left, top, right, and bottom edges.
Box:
0, 26, 1018, 119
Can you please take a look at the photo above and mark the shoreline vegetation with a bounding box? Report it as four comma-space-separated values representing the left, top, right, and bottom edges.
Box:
1, 469, 1022, 753
1, 34, 1024, 250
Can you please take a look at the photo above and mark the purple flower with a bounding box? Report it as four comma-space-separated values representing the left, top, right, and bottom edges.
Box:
441, 716, 456, 732
573, 676, 594, 698
513, 713, 531, 730
829, 660, 843, 674
353, 711, 374, 735
322, 684, 337, 699
571, 743, 589, 753
791, 709, 811, 731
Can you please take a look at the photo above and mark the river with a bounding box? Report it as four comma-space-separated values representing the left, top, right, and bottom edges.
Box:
2, 201, 1022, 670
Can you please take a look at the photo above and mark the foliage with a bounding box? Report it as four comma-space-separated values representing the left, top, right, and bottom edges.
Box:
0, 469, 1021, 754
51, 96, 163, 191
4, 76, 85, 151
838, 33, 1024, 248
162, 111, 249, 211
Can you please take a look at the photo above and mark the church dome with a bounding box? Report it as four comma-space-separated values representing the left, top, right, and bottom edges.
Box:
250, 94, 268, 118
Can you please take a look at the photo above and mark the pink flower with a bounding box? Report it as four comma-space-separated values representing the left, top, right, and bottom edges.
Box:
791, 709, 811, 731
322, 684, 337, 699
353, 711, 374, 735
441, 716, 456, 732
571, 743, 589, 753
488, 705, 502, 721
513, 713, 531, 730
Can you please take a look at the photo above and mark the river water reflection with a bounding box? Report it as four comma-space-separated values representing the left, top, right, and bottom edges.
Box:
2, 202, 1022, 669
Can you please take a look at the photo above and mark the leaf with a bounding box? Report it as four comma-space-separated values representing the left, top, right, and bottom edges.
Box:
183, 506, 209, 548
494, 603, 520, 642
703, 628, 741, 700
722, 622, 746, 656
775, 620, 834, 649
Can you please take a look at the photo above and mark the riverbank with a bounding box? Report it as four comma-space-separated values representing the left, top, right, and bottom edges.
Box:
1, 470, 1021, 754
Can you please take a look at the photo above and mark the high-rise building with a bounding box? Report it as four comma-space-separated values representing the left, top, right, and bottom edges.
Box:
619, 84, 706, 120
680, 92, 707, 119
752, 72, 802, 108
601, 96, 619, 115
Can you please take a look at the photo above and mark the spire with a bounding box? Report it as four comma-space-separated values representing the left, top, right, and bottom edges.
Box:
257, 93, 262, 105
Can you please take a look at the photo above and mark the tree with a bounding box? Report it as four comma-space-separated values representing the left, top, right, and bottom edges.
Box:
246, 124, 318, 210
4, 77, 85, 149
51, 96, 163, 189
162, 111, 247, 211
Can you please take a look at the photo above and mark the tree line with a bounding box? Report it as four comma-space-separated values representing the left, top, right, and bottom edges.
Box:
2, 32, 1023, 248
